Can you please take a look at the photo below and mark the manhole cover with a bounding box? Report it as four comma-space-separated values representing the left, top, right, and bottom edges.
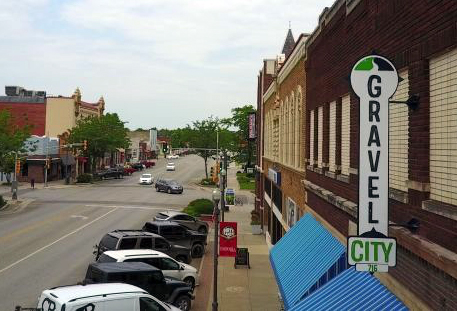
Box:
225, 286, 245, 293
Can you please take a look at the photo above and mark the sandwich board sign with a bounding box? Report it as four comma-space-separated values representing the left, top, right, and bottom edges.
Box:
348, 55, 398, 273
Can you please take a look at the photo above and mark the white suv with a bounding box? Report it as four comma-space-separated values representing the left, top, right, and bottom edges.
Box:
99, 249, 199, 288
35, 283, 180, 311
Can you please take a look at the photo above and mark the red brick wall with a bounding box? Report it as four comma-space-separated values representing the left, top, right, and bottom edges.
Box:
0, 102, 46, 136
304, 1, 457, 309
305, 0, 457, 249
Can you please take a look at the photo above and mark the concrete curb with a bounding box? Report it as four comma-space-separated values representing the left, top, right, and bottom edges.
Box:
0, 199, 35, 214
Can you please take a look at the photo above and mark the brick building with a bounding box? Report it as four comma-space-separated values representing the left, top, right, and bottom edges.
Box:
257, 1, 457, 310
302, 0, 457, 309
256, 30, 307, 245
0, 88, 46, 136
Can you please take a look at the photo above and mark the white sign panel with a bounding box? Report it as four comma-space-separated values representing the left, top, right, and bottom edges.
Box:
248, 113, 256, 140
349, 55, 398, 272
348, 237, 396, 273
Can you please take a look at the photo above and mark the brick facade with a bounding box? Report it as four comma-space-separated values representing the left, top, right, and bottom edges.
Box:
304, 1, 457, 309
259, 35, 307, 243
0, 102, 46, 136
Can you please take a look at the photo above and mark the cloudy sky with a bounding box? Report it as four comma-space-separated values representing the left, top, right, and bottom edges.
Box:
0, 0, 334, 129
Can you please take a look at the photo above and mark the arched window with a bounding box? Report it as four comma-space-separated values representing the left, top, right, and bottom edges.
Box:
290, 91, 295, 166
296, 86, 302, 168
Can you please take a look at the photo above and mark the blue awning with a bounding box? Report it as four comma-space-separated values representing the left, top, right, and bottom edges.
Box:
269, 213, 346, 309
290, 267, 408, 311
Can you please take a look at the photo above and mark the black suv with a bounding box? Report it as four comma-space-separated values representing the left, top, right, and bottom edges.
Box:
155, 179, 183, 194
142, 221, 207, 258
84, 262, 193, 311
94, 230, 192, 263
93, 167, 124, 180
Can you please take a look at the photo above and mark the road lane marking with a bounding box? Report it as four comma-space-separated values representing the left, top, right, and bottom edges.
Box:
0, 208, 118, 275
0, 208, 83, 243
85, 204, 172, 210
70, 215, 88, 220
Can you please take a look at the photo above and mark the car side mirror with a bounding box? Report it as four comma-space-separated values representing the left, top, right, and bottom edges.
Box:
180, 265, 185, 270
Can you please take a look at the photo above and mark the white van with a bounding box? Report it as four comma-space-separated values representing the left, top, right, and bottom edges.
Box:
36, 283, 180, 311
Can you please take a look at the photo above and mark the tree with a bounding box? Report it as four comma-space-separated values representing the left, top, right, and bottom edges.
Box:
189, 116, 225, 179
68, 113, 130, 172
227, 105, 256, 169
0, 110, 33, 181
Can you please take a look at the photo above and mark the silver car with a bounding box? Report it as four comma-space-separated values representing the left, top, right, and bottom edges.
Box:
154, 211, 209, 234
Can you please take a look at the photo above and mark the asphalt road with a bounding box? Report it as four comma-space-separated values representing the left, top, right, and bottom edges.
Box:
0, 155, 213, 310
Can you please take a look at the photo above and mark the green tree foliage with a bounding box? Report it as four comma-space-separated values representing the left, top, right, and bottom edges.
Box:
190, 116, 221, 179
227, 105, 256, 168
68, 113, 130, 172
0, 110, 33, 179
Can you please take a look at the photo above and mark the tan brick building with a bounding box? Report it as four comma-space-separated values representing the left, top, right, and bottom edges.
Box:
257, 30, 308, 245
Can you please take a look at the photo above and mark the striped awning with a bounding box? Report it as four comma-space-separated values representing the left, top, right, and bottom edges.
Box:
269, 213, 346, 309
289, 267, 408, 311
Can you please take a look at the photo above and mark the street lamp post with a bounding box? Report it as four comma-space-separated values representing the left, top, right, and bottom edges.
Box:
220, 151, 227, 222
211, 189, 221, 311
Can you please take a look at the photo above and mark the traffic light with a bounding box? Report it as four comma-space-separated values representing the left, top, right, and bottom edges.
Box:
210, 167, 214, 178
83, 140, 88, 151
162, 143, 168, 153
15, 160, 21, 175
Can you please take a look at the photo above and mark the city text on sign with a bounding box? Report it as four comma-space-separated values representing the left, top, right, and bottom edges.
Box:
349, 55, 398, 272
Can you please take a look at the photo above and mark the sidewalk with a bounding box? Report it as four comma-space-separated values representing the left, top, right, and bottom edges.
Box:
0, 178, 75, 197
208, 164, 280, 311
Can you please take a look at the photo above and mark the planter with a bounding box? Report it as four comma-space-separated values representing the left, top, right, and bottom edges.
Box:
251, 224, 262, 235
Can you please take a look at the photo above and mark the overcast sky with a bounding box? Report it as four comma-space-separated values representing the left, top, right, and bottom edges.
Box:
0, 0, 334, 129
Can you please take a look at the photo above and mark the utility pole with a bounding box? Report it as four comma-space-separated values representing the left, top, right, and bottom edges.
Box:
211, 190, 220, 311
12, 152, 18, 200
220, 150, 226, 222
44, 137, 49, 188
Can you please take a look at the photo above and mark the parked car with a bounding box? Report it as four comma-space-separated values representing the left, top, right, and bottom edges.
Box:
154, 211, 209, 234
94, 230, 192, 263
141, 161, 156, 168
32, 283, 180, 311
166, 162, 176, 171
98, 249, 199, 288
84, 262, 193, 311
93, 168, 124, 180
139, 173, 154, 185
155, 179, 183, 194
131, 163, 144, 171
142, 221, 207, 258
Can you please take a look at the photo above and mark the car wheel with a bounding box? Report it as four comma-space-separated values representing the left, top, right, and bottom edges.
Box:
174, 295, 191, 311
183, 277, 195, 290
156, 187, 160, 192
198, 226, 207, 234
191, 243, 204, 258
167, 188, 171, 194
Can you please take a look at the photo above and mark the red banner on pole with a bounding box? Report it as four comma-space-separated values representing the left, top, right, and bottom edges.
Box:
219, 222, 237, 257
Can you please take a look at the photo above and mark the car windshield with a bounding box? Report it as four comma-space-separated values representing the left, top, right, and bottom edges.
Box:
156, 213, 169, 220
167, 163, 174, 165
142, 174, 152, 178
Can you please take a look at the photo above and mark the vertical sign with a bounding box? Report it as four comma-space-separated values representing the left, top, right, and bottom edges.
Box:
219, 222, 237, 257
348, 55, 398, 273
248, 112, 256, 140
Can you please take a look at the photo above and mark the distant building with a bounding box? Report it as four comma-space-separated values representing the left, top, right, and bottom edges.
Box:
0, 86, 46, 135
45, 87, 105, 137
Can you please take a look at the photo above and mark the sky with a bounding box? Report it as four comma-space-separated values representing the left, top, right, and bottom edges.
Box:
0, 0, 335, 130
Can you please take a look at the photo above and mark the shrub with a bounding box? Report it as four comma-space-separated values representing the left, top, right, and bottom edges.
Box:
0, 195, 5, 208
183, 198, 214, 217
246, 173, 255, 178
76, 173, 93, 183
200, 178, 215, 186
251, 210, 261, 225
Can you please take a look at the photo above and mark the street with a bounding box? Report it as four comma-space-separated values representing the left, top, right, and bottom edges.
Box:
0, 155, 213, 310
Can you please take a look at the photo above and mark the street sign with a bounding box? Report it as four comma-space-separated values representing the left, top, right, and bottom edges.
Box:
248, 112, 256, 140
219, 222, 237, 257
349, 55, 399, 272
